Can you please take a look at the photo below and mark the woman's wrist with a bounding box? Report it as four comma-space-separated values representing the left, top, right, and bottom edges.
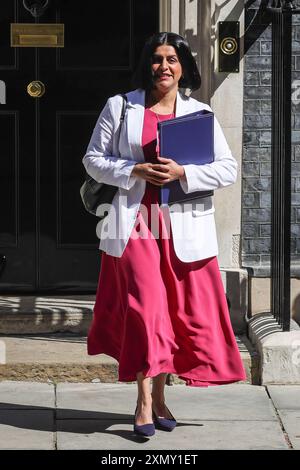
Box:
179, 165, 186, 178
131, 163, 140, 176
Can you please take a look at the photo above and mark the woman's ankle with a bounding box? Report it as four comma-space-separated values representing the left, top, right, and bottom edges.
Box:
151, 392, 165, 405
137, 395, 152, 407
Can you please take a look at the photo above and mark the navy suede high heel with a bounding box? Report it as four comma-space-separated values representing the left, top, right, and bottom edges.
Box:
133, 405, 155, 437
152, 405, 177, 431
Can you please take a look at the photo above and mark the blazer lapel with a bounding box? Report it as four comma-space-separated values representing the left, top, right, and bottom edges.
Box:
126, 89, 145, 163
175, 90, 190, 117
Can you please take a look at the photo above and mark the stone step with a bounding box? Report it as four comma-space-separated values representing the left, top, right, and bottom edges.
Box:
0, 334, 260, 384
0, 294, 247, 336
0, 295, 95, 335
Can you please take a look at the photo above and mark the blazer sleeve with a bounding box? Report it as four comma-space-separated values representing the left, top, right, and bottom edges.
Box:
82, 97, 138, 190
178, 105, 238, 193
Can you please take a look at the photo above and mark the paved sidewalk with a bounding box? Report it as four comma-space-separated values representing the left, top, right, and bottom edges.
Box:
0, 381, 299, 450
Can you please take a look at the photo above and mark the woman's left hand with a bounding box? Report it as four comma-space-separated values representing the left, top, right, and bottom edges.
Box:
151, 156, 185, 183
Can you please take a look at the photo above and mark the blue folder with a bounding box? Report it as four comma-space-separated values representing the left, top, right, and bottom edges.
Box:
157, 109, 214, 204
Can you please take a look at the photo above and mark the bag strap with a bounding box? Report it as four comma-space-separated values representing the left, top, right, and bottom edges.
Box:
119, 93, 128, 123
116, 93, 127, 155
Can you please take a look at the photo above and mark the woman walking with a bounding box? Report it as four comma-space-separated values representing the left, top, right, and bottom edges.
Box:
83, 32, 247, 437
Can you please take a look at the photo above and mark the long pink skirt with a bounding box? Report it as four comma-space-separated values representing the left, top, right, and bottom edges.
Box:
87, 195, 247, 387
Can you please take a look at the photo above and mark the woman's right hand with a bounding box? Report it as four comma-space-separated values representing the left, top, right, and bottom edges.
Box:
131, 162, 170, 187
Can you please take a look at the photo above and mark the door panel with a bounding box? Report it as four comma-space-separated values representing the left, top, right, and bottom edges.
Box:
0, 0, 159, 292
1, 0, 36, 290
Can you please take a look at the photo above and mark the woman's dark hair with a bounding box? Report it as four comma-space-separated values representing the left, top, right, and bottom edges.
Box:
132, 32, 201, 92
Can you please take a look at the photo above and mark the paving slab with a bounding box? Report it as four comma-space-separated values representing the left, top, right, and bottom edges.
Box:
0, 410, 54, 450
56, 418, 288, 450
56, 383, 277, 421
275, 410, 300, 450
0, 381, 294, 450
267, 385, 300, 449
0, 381, 55, 409
267, 385, 300, 409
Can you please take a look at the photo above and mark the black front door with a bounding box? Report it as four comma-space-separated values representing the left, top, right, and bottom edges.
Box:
0, 0, 159, 293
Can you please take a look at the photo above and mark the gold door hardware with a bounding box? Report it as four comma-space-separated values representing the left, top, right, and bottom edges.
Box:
22, 0, 49, 18
27, 81, 45, 98
11, 23, 64, 47
218, 21, 240, 73
220, 37, 238, 55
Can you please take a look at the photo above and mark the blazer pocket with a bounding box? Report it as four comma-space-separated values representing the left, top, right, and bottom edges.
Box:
192, 207, 215, 217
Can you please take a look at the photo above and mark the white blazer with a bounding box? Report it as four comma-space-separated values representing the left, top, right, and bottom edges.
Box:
82, 88, 238, 262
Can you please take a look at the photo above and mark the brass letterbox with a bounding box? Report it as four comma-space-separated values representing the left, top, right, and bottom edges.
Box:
11, 23, 64, 47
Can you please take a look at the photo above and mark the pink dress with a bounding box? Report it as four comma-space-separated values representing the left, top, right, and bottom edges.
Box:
87, 108, 247, 386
